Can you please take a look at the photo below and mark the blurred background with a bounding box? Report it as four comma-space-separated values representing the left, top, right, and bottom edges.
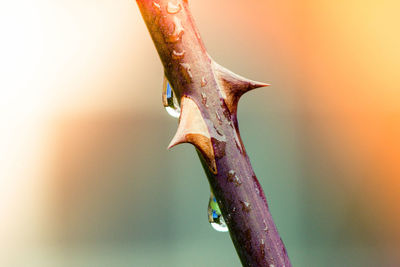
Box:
1, 0, 399, 266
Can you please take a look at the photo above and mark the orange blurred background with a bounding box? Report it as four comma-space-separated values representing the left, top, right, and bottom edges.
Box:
1, 0, 399, 266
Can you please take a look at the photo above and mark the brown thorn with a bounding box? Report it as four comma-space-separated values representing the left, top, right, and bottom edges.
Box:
212, 61, 269, 114
168, 97, 217, 173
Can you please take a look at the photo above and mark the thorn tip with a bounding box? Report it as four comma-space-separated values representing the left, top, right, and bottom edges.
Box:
212, 61, 269, 113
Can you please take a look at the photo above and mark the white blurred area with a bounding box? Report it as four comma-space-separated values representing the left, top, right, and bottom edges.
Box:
0, 1, 156, 265
1, 1, 50, 264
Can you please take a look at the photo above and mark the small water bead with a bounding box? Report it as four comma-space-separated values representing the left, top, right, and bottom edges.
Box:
240, 201, 252, 212
227, 170, 242, 186
166, 16, 184, 43
180, 63, 193, 83
201, 92, 208, 106
234, 134, 243, 154
263, 219, 269, 232
255, 186, 260, 196
167, 2, 181, 14
172, 50, 185, 60
201, 77, 207, 87
215, 112, 222, 124
162, 76, 181, 118
208, 192, 228, 232
260, 239, 266, 257
152, 2, 161, 11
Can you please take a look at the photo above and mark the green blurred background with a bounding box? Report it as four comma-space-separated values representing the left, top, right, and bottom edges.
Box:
1, 0, 399, 266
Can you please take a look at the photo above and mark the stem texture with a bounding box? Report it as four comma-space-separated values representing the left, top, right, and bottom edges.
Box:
136, 1, 291, 266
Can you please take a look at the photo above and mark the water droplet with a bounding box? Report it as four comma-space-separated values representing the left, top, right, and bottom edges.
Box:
263, 219, 269, 232
167, 2, 181, 14
201, 77, 207, 87
152, 2, 161, 11
208, 192, 228, 232
255, 185, 260, 195
240, 201, 251, 212
166, 16, 184, 43
180, 63, 193, 83
215, 112, 222, 124
162, 76, 180, 118
201, 92, 208, 106
196, 30, 201, 40
227, 170, 242, 186
234, 134, 243, 154
172, 50, 185, 60
260, 239, 266, 257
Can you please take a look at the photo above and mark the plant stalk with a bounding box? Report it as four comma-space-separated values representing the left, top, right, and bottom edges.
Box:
136, 1, 291, 266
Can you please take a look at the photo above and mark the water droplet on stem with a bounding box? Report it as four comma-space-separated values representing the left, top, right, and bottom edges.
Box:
180, 63, 193, 83
172, 50, 185, 60
167, 2, 181, 14
263, 219, 269, 232
215, 112, 222, 124
152, 2, 161, 11
201, 92, 208, 107
208, 191, 228, 232
162, 76, 181, 118
166, 16, 184, 43
201, 77, 207, 87
234, 133, 243, 154
227, 170, 242, 186
240, 200, 252, 212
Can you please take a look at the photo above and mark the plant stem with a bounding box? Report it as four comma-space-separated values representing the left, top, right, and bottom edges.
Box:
136, 1, 291, 266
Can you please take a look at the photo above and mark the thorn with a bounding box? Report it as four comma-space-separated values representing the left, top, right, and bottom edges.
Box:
212, 61, 269, 114
167, 97, 217, 173
167, 131, 186, 149
167, 96, 210, 149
